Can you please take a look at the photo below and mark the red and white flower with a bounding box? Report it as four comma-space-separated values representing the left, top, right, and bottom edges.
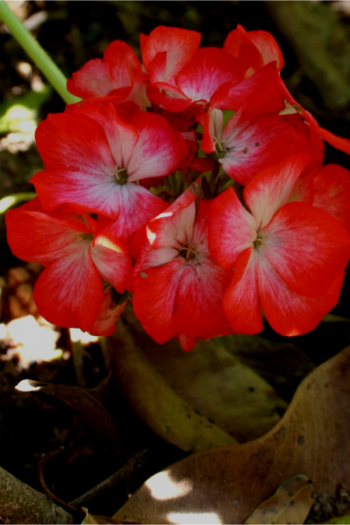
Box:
132, 186, 232, 349
31, 102, 187, 241
67, 40, 150, 110
6, 198, 132, 334
209, 154, 350, 336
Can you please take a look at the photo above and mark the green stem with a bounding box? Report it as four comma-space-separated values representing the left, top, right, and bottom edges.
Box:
0, 1, 80, 104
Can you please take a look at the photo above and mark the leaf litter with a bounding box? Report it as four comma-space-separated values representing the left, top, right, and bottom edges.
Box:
113, 345, 350, 524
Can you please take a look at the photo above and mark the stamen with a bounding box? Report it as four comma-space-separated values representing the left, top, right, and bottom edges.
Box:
113, 166, 128, 185
179, 245, 197, 261
254, 233, 264, 248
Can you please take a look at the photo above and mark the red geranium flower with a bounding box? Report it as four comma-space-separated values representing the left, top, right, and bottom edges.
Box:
6, 198, 132, 334
209, 154, 350, 336
132, 186, 232, 349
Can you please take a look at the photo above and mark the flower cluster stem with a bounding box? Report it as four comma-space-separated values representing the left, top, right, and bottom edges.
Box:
0, 1, 80, 104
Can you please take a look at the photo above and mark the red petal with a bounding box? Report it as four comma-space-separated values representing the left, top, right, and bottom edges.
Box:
147, 185, 198, 249
172, 253, 232, 340
224, 25, 263, 74
35, 112, 115, 173
67, 59, 117, 98
141, 26, 201, 81
228, 25, 284, 73
211, 62, 283, 112
243, 153, 311, 229
89, 288, 128, 337
258, 256, 344, 337
104, 40, 142, 87
261, 201, 350, 297
220, 113, 298, 185
223, 248, 263, 335
6, 199, 93, 266
128, 112, 188, 181
90, 243, 132, 293
209, 187, 257, 270
245, 29, 284, 71
133, 260, 185, 343
177, 48, 242, 103
313, 164, 350, 234
64, 101, 138, 170
177, 334, 198, 352
96, 186, 168, 246
33, 243, 103, 332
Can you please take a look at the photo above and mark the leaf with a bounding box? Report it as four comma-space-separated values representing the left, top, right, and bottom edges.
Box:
107, 316, 237, 452
0, 86, 52, 134
16, 380, 125, 460
322, 314, 350, 323
113, 346, 350, 524
118, 309, 287, 443
216, 334, 315, 400
131, 326, 288, 442
326, 516, 350, 524
245, 475, 314, 524
81, 509, 120, 524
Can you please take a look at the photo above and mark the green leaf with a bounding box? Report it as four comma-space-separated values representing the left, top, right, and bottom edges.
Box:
326, 516, 350, 524
111, 310, 287, 445
107, 312, 237, 452
0, 85, 52, 134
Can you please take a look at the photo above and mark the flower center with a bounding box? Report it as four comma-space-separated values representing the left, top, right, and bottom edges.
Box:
254, 231, 264, 248
112, 166, 128, 185
179, 244, 197, 261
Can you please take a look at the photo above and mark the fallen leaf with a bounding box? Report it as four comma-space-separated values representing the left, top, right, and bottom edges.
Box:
245, 474, 314, 524
114, 310, 287, 443
16, 380, 125, 460
113, 346, 350, 524
107, 316, 236, 452
216, 334, 315, 400
81, 509, 120, 524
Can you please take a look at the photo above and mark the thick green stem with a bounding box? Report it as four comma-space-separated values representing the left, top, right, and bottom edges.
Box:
0, 1, 80, 104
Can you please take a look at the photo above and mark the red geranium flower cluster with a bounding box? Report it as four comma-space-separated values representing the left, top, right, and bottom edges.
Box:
6, 25, 350, 351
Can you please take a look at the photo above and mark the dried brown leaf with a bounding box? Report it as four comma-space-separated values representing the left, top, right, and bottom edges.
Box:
245, 474, 314, 524
81, 509, 120, 524
17, 380, 124, 459
113, 346, 350, 524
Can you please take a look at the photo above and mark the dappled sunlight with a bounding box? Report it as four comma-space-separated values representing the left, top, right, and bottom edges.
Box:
145, 470, 193, 501
69, 327, 99, 345
15, 378, 42, 392
167, 511, 222, 524
0, 315, 62, 367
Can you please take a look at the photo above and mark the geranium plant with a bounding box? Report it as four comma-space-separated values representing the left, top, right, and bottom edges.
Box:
2, 4, 350, 523
2, 8, 350, 351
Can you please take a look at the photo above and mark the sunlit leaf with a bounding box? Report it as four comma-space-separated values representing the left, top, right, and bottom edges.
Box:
113, 346, 350, 524
0, 85, 52, 134
107, 315, 237, 452
127, 312, 288, 442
